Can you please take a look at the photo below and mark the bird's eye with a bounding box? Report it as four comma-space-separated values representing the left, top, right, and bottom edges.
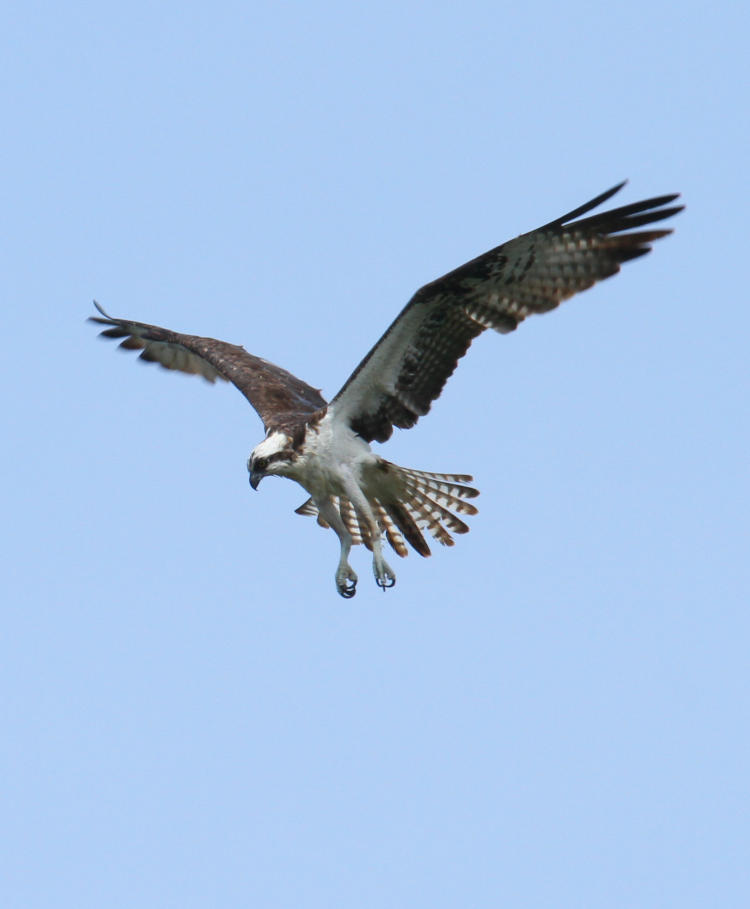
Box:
255, 457, 267, 471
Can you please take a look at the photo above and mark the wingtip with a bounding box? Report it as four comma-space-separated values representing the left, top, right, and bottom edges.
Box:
88, 300, 120, 326
92, 299, 111, 319
543, 180, 629, 229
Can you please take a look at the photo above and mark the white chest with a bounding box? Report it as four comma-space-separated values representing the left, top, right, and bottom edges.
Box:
291, 413, 374, 500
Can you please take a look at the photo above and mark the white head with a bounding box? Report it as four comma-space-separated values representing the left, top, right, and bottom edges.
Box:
247, 431, 294, 489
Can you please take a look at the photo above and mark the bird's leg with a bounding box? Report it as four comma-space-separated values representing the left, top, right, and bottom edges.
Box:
339, 477, 396, 591
318, 499, 358, 598
371, 545, 396, 591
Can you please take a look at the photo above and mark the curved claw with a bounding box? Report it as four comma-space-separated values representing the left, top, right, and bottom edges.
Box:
336, 572, 358, 598
373, 555, 396, 591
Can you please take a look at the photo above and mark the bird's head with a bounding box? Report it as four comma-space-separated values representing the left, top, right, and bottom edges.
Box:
247, 431, 295, 489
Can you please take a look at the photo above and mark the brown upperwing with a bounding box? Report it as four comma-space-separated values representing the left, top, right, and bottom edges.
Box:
89, 303, 327, 431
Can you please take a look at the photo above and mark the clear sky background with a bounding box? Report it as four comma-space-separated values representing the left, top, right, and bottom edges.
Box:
2, 1, 748, 906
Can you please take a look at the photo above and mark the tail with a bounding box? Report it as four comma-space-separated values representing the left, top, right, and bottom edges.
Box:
295, 461, 479, 558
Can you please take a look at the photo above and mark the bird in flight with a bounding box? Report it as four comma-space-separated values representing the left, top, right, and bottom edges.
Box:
90, 182, 681, 597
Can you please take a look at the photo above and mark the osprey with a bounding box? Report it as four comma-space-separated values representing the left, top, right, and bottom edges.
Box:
90, 182, 681, 597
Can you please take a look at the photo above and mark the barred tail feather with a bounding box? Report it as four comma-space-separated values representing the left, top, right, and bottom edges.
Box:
382, 501, 431, 557
401, 486, 471, 540
371, 500, 409, 557
373, 461, 480, 555
295, 495, 370, 546
340, 495, 371, 548
294, 462, 480, 558
401, 477, 478, 517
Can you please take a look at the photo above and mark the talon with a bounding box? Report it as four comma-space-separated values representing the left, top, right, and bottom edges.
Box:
376, 575, 396, 589
336, 573, 358, 599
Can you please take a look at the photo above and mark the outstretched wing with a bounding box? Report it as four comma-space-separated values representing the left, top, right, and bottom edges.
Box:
89, 302, 327, 429
330, 182, 682, 443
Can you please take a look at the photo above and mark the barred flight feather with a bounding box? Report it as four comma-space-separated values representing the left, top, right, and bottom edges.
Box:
332, 188, 681, 446
341, 496, 369, 548
372, 502, 409, 558
400, 478, 479, 513
395, 467, 479, 496
403, 504, 455, 547
401, 489, 471, 538
381, 502, 431, 557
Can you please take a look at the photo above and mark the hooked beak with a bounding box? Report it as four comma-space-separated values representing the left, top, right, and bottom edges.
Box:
249, 470, 264, 491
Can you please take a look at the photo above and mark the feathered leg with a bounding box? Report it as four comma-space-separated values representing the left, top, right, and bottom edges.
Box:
339, 477, 396, 591
317, 498, 358, 598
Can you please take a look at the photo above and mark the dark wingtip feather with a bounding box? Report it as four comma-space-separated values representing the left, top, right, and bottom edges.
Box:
118, 336, 144, 350
542, 185, 683, 237
616, 246, 652, 263
603, 205, 684, 233
88, 300, 120, 331
385, 502, 432, 557
542, 181, 628, 229
567, 194, 684, 236
90, 300, 116, 321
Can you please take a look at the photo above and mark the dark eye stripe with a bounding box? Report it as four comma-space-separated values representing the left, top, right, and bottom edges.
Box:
255, 451, 291, 471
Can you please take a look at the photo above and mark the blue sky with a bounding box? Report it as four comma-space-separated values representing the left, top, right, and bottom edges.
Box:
2, 1, 748, 906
